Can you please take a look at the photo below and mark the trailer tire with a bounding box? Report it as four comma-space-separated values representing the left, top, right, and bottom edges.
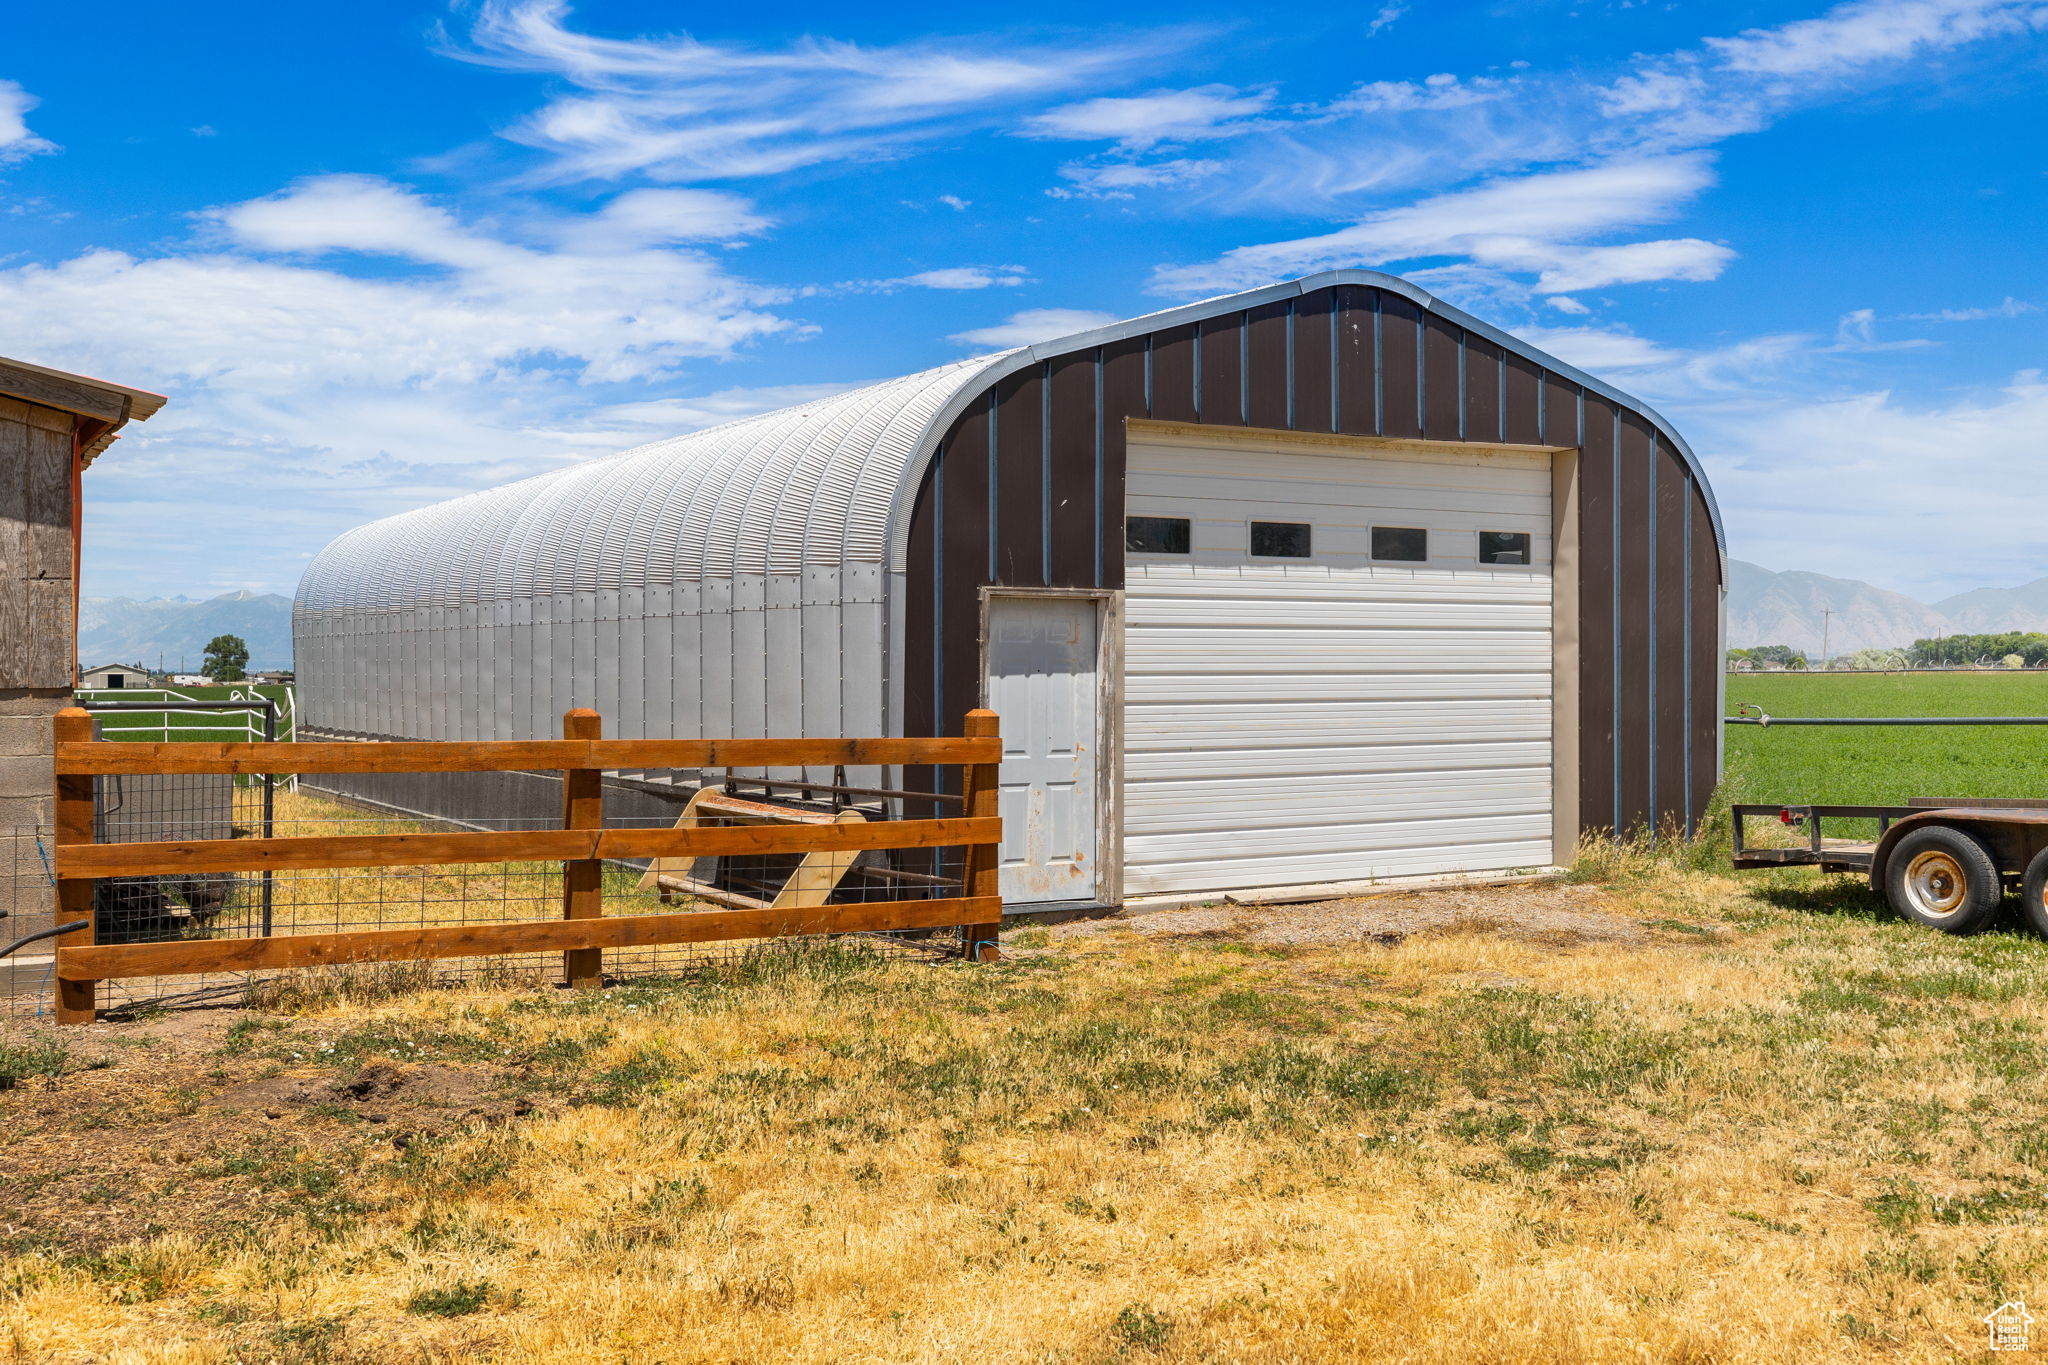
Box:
2018, 848, 2048, 940
1884, 826, 2003, 934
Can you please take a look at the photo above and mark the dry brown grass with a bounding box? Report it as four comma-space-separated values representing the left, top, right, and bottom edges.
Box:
6, 852, 2048, 1362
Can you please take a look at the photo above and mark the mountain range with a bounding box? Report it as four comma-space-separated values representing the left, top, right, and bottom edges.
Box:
1728, 561, 2048, 655
69, 564, 2048, 675
77, 591, 294, 672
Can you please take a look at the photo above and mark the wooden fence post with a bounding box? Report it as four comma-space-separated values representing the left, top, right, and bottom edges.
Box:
52, 707, 97, 1025
561, 709, 604, 990
960, 709, 1002, 962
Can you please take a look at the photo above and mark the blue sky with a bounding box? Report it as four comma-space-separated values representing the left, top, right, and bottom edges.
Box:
4, 0, 2045, 602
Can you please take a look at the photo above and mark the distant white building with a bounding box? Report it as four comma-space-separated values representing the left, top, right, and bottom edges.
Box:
169, 673, 210, 687
78, 662, 149, 689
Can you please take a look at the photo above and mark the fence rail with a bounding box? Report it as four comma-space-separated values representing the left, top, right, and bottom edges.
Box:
48, 707, 1004, 1024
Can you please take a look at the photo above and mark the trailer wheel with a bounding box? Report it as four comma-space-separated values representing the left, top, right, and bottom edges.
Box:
1885, 826, 2003, 934
2018, 848, 2048, 940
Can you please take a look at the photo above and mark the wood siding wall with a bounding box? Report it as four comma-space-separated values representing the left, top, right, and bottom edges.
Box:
0, 395, 78, 691
903, 283, 1722, 836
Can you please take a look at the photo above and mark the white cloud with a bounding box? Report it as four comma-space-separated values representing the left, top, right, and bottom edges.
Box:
1689, 370, 2048, 598
0, 79, 55, 164
1704, 0, 2048, 78
560, 187, 771, 247
1048, 157, 1225, 200
1314, 74, 1507, 118
1900, 297, 2036, 321
1150, 154, 1731, 295
1364, 5, 1406, 38
1545, 295, 1591, 315
452, 0, 1169, 182
938, 193, 970, 211
1516, 325, 1687, 374
949, 308, 1120, 349
829, 265, 1031, 293
1023, 85, 1272, 150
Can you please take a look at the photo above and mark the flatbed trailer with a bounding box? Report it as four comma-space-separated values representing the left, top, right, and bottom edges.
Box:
1733, 798, 2048, 935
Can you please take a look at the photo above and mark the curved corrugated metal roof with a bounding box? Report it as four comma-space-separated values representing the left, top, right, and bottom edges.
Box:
296, 269, 1728, 618
294, 354, 1012, 612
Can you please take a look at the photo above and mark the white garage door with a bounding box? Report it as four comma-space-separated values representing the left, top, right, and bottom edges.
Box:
1123, 432, 1554, 898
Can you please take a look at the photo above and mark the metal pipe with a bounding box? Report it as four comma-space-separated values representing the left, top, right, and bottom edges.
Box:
261, 703, 276, 937
1728, 715, 2048, 726
0, 920, 89, 961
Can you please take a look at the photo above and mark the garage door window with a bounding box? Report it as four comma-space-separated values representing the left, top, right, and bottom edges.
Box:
1249, 521, 1311, 558
1370, 526, 1428, 562
1479, 531, 1531, 565
1126, 516, 1191, 554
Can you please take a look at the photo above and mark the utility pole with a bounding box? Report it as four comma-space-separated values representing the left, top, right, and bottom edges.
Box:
1820, 609, 1832, 671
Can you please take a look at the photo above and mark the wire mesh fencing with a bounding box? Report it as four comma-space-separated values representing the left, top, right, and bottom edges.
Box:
11, 767, 981, 1023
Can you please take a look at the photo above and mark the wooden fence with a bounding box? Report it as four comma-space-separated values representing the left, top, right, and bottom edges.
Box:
49, 707, 1003, 1024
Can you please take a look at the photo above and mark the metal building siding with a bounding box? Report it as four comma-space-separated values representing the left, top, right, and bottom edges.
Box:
293, 357, 1010, 742
900, 279, 1725, 838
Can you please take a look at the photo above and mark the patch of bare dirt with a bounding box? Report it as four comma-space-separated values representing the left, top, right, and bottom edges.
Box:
1055, 880, 1651, 950
0, 1015, 546, 1256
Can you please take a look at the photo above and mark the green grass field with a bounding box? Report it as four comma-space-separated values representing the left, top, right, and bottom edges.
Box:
75, 683, 297, 742
1722, 670, 2048, 811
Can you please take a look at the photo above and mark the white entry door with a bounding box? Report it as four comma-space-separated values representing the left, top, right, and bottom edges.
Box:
985, 596, 1100, 905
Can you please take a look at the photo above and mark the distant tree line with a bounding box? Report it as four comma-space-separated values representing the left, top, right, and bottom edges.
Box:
1729, 633, 2048, 670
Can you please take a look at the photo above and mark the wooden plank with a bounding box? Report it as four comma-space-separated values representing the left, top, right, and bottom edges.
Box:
960, 709, 1003, 961
25, 422, 72, 581
57, 735, 1000, 775
23, 579, 75, 689
0, 360, 127, 424
58, 896, 1004, 981
561, 709, 603, 990
58, 816, 1003, 878
53, 709, 96, 1025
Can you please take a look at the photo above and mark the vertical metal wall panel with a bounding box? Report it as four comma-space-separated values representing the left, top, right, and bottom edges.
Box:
765, 573, 805, 745
993, 370, 1046, 585
528, 595, 553, 741
1503, 353, 1543, 445
1197, 314, 1245, 426
732, 575, 768, 737
701, 581, 734, 741
1335, 286, 1375, 436
1465, 335, 1504, 445
1291, 289, 1334, 434
1688, 491, 1721, 824
1653, 449, 1690, 829
572, 592, 598, 713
1047, 352, 1099, 588
459, 604, 481, 743
1576, 394, 1618, 835
939, 411, 991, 730
1614, 415, 1655, 832
1245, 300, 1290, 431
903, 466, 939, 745
1150, 324, 1197, 423
1099, 337, 1147, 590
674, 584, 705, 741
1378, 292, 1423, 439
492, 600, 515, 741
1422, 313, 1464, 441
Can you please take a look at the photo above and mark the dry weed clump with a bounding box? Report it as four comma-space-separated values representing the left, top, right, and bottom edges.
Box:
6, 862, 2048, 1362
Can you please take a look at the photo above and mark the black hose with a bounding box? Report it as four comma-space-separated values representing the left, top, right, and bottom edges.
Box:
0, 921, 90, 961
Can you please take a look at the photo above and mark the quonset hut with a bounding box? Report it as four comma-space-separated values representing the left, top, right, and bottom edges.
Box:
295, 270, 1725, 911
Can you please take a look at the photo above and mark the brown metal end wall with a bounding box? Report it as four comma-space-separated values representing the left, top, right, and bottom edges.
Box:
902, 285, 1724, 837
